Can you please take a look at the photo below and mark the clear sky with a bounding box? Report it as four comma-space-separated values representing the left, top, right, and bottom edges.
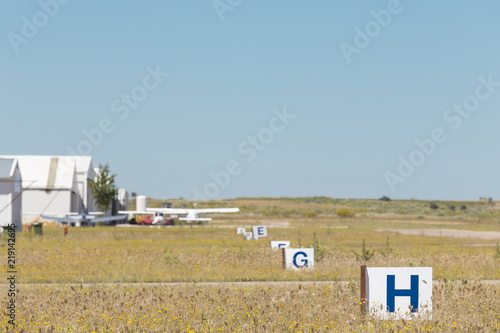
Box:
1, 1, 499, 201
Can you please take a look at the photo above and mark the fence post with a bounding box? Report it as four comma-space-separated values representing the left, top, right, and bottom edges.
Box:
360, 265, 367, 315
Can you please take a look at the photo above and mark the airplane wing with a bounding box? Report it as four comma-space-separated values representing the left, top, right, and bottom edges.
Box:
92, 215, 128, 222
41, 215, 77, 223
146, 208, 191, 214
195, 208, 240, 214
88, 212, 105, 216
66, 212, 104, 216
118, 210, 152, 215
146, 208, 239, 214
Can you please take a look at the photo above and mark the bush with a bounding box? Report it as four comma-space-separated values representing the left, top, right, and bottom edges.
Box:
352, 238, 374, 261
302, 210, 317, 218
336, 208, 355, 218
430, 203, 439, 210
379, 236, 393, 257
309, 233, 328, 262
379, 196, 391, 202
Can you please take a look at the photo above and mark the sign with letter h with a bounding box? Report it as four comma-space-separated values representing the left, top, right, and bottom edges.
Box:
362, 267, 432, 319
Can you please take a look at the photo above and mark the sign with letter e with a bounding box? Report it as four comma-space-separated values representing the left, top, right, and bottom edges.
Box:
252, 226, 267, 239
365, 267, 432, 319
270, 241, 290, 249
283, 248, 314, 270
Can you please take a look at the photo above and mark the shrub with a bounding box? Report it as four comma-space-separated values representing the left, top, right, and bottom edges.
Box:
309, 232, 328, 262
379, 196, 391, 202
430, 203, 439, 210
336, 208, 355, 218
302, 210, 317, 218
352, 238, 374, 261
164, 248, 177, 263
379, 236, 393, 257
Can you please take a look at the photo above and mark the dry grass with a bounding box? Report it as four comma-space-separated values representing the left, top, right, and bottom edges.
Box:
2, 196, 500, 331
3, 281, 499, 332
7, 227, 500, 284
148, 197, 500, 223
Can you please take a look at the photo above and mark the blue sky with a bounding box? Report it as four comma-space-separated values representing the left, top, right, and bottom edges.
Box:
1, 0, 499, 201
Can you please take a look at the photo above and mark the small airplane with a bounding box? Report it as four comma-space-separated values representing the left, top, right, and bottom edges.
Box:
41, 210, 128, 227
120, 204, 239, 224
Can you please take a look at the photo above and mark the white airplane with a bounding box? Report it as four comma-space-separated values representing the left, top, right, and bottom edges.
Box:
120, 204, 239, 224
41, 210, 128, 227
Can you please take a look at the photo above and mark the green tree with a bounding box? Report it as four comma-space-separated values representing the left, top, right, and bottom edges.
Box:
89, 163, 118, 212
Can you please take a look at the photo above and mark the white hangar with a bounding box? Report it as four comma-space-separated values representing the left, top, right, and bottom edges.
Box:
0, 158, 22, 231
0, 155, 96, 223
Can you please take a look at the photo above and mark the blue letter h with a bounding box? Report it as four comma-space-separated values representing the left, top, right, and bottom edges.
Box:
386, 275, 419, 313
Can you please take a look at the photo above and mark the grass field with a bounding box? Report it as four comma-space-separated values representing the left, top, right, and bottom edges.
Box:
2, 197, 500, 331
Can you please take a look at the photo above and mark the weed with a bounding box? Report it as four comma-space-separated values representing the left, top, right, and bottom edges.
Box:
164, 248, 177, 263
309, 232, 328, 262
379, 236, 393, 257
352, 238, 375, 261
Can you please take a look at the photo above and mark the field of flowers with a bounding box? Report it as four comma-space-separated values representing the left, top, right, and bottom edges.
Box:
2, 196, 500, 331
4, 281, 500, 332
6, 226, 500, 284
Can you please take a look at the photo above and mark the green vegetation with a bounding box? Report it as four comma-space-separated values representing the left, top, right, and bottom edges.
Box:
336, 208, 355, 218
309, 232, 328, 262
89, 163, 118, 212
352, 238, 375, 262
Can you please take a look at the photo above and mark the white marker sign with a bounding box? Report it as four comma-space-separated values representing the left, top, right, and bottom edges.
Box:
283, 248, 314, 270
236, 227, 246, 235
244, 232, 255, 240
252, 225, 267, 239
270, 241, 290, 249
366, 267, 432, 319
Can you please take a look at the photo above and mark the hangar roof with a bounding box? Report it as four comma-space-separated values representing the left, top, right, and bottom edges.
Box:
0, 155, 76, 190
0, 158, 16, 179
